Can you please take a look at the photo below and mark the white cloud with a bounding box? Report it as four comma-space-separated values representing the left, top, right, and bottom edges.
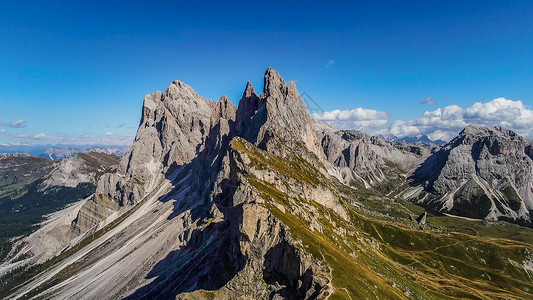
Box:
0, 119, 27, 128
313, 98, 533, 141
325, 60, 335, 68
421, 96, 436, 105
312, 108, 390, 132
313, 108, 390, 121
10, 132, 62, 141
71, 133, 135, 145
0, 129, 5, 135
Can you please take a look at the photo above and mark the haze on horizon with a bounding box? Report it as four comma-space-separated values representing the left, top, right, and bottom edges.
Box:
1, 1, 532, 146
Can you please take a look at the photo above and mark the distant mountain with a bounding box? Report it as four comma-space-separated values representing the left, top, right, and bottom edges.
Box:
317, 123, 435, 193
379, 134, 447, 146
404, 125, 533, 225
39, 146, 129, 160
0, 144, 130, 158
396, 134, 447, 146
0, 144, 51, 156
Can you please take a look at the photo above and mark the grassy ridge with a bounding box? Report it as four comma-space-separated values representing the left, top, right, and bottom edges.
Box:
231, 137, 533, 299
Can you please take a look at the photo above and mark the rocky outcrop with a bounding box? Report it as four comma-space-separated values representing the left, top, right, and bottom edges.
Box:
71, 81, 219, 233
72, 68, 327, 235
415, 211, 427, 225
105, 80, 216, 205
406, 125, 533, 224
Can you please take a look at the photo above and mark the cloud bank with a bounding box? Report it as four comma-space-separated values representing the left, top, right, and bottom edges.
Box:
312, 107, 391, 135
312, 98, 533, 141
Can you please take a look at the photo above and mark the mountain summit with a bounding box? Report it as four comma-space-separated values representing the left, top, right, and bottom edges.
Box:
2, 69, 533, 300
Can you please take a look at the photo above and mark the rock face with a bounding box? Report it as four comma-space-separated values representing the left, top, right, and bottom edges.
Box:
316, 121, 435, 193
415, 211, 427, 225
235, 69, 322, 164
406, 125, 533, 224
72, 81, 219, 233
106, 80, 216, 205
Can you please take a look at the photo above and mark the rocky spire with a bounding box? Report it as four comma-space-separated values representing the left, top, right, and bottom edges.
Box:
243, 81, 257, 98
233, 68, 322, 162
211, 95, 237, 127
261, 67, 288, 98
235, 81, 265, 142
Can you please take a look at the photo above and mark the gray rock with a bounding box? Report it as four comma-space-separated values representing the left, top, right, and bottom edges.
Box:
415, 211, 427, 225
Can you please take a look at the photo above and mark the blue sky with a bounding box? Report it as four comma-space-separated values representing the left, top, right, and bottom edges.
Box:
1, 1, 532, 145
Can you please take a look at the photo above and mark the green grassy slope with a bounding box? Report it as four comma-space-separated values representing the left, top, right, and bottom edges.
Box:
232, 138, 533, 299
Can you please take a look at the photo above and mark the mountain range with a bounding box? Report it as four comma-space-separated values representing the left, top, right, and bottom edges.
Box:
0, 145, 129, 158
379, 133, 448, 146
0, 69, 532, 299
39, 146, 129, 160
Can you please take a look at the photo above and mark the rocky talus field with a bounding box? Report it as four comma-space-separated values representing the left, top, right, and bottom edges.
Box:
1, 69, 532, 299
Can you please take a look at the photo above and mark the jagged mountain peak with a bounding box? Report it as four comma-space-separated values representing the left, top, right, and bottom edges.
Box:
260, 67, 306, 109
261, 67, 288, 98
234, 68, 322, 160
243, 81, 258, 98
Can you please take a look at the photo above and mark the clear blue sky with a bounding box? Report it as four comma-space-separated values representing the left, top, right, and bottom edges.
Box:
1, 1, 532, 145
